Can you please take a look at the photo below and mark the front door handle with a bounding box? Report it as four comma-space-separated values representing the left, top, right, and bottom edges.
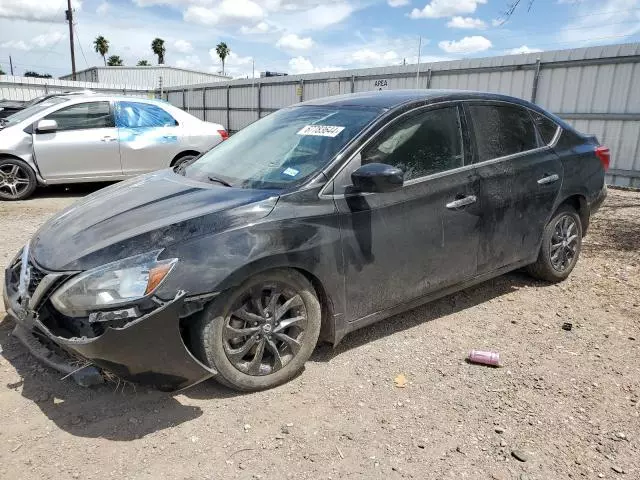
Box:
537, 174, 559, 185
101, 136, 117, 142
446, 195, 477, 209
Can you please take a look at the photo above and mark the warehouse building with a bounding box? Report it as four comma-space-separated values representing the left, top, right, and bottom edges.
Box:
60, 66, 230, 90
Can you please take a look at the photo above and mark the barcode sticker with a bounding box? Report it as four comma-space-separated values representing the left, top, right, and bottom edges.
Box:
297, 125, 345, 137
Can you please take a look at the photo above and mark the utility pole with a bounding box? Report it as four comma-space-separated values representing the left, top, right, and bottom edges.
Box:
66, 0, 76, 80
9, 55, 13, 75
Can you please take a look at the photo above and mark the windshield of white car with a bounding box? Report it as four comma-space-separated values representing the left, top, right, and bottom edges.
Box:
3, 96, 69, 126
183, 105, 381, 189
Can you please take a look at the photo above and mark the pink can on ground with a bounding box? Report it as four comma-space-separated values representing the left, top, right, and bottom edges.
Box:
468, 350, 501, 367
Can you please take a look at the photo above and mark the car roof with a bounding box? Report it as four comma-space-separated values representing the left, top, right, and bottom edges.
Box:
299, 89, 533, 110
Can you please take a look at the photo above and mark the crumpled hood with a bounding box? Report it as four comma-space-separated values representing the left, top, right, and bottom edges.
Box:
31, 170, 279, 271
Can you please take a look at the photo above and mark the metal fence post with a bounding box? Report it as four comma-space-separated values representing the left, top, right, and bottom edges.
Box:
202, 87, 207, 121
531, 58, 542, 104
257, 83, 261, 120
183, 88, 187, 111
226, 85, 231, 131
350, 75, 355, 93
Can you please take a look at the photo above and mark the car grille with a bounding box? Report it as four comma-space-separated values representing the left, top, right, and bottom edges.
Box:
27, 261, 47, 297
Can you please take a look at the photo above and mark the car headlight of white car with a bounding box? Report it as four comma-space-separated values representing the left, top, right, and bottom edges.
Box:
51, 251, 178, 318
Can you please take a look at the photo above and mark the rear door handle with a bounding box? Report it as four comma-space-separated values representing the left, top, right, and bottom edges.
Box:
537, 174, 559, 185
446, 195, 477, 209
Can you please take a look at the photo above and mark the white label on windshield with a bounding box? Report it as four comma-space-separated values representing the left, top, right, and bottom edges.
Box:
283, 167, 299, 177
297, 125, 345, 137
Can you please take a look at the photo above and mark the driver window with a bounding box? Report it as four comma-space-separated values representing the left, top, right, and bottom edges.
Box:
361, 106, 464, 182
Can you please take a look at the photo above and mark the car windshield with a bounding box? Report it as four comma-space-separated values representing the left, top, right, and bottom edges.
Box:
1, 96, 69, 126
183, 105, 381, 189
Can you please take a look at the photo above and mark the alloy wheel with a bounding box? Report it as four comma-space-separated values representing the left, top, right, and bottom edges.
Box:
0, 163, 30, 199
549, 214, 579, 272
223, 282, 308, 376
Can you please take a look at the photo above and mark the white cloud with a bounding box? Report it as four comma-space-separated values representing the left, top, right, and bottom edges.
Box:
447, 16, 486, 29
183, 0, 264, 26
0, 40, 31, 51
1, 31, 66, 52
279, 3, 354, 31
388, 0, 410, 6
240, 21, 270, 34
558, 0, 640, 46
0, 0, 82, 23
351, 48, 400, 65
410, 0, 486, 19
276, 33, 314, 50
96, 1, 109, 15
175, 54, 201, 69
288, 56, 314, 74
31, 31, 65, 48
507, 45, 542, 55
439, 35, 492, 53
288, 56, 341, 74
174, 39, 193, 53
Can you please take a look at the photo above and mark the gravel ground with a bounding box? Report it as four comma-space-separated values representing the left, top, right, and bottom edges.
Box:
0, 186, 639, 480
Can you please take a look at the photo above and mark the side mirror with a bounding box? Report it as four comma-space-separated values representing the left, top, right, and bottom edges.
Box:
36, 119, 58, 133
351, 163, 404, 193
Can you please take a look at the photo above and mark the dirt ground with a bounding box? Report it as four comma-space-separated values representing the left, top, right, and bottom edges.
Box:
0, 186, 638, 480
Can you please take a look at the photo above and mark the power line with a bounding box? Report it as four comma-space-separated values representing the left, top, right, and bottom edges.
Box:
73, 23, 89, 68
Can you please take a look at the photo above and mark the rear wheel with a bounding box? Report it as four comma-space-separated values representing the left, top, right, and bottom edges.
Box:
527, 205, 583, 283
0, 158, 37, 201
192, 269, 321, 391
173, 154, 197, 175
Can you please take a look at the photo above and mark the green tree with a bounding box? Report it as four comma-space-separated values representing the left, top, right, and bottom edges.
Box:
151, 38, 166, 65
24, 71, 52, 78
107, 55, 123, 66
215, 42, 230, 75
93, 36, 110, 66
137, 60, 150, 66
0, 65, 5, 75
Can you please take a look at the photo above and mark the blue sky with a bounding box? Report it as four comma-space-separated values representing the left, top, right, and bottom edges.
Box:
1, 0, 640, 78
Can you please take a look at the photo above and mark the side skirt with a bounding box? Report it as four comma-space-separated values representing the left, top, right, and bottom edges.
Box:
335, 259, 534, 344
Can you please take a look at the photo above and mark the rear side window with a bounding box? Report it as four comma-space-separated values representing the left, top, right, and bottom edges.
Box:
531, 111, 559, 145
468, 104, 538, 162
361, 106, 464, 181
116, 102, 178, 128
44, 102, 113, 131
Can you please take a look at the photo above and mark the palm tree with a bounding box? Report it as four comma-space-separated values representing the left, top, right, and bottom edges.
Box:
93, 36, 110, 66
137, 60, 150, 66
107, 55, 123, 66
216, 42, 230, 75
151, 38, 166, 65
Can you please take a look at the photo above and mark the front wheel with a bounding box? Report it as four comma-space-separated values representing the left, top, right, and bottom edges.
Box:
192, 269, 321, 391
0, 158, 37, 201
527, 205, 583, 283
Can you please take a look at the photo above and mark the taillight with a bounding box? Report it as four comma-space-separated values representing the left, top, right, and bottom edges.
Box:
595, 146, 610, 171
217, 129, 229, 141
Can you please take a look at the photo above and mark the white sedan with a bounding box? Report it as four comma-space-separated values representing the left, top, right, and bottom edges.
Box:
0, 94, 227, 200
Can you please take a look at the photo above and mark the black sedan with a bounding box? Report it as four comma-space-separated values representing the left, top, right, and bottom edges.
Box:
3, 90, 608, 392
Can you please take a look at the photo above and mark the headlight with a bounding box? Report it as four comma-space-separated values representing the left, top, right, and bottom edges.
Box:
51, 251, 177, 318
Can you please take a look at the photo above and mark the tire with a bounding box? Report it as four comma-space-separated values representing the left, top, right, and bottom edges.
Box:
172, 154, 197, 175
192, 269, 322, 392
526, 205, 583, 283
0, 158, 37, 201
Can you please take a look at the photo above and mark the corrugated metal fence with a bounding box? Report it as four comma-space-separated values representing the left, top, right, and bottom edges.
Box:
0, 75, 154, 101
164, 43, 640, 188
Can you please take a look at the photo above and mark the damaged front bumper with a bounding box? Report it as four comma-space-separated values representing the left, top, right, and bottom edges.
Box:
3, 265, 216, 392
